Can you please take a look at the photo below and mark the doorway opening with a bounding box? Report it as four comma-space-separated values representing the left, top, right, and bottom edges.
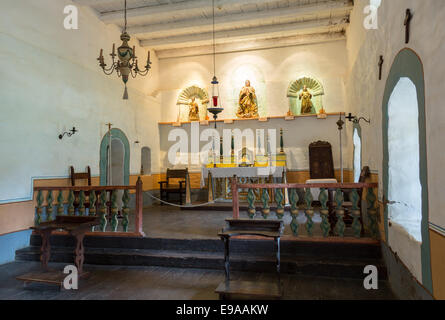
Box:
387, 77, 422, 241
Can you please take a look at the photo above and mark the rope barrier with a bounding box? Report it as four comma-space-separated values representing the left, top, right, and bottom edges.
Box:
143, 191, 215, 208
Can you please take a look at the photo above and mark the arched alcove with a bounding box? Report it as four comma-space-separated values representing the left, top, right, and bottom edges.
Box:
100, 128, 130, 186
141, 147, 151, 175
382, 48, 431, 291
176, 85, 209, 122
287, 77, 325, 115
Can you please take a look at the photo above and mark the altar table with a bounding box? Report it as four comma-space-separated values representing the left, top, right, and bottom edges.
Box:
202, 166, 287, 202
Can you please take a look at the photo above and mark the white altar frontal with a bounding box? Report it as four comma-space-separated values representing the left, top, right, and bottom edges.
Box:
202, 166, 287, 202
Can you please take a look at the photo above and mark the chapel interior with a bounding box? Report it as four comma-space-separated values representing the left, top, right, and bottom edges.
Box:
1, 0, 445, 301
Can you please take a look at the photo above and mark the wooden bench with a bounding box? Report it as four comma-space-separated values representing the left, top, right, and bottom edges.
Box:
158, 168, 188, 205
216, 219, 284, 300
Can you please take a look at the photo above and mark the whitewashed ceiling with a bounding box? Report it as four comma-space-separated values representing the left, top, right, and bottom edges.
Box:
74, 0, 353, 58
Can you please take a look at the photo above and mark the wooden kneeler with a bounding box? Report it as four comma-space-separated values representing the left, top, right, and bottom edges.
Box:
215, 219, 284, 300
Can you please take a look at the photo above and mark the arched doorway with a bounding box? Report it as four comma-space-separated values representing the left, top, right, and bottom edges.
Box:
100, 128, 130, 186
141, 147, 151, 175
382, 49, 432, 291
109, 139, 125, 186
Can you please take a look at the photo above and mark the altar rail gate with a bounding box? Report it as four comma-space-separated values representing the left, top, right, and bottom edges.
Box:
231, 177, 379, 239
33, 177, 144, 237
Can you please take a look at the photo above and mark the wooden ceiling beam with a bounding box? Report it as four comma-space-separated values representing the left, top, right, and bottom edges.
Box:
155, 32, 346, 59
128, 1, 352, 39
140, 17, 347, 49
98, 0, 352, 24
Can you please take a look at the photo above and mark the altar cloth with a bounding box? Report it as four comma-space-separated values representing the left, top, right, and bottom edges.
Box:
201, 166, 286, 188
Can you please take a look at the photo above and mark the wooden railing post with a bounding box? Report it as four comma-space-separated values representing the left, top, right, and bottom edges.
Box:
135, 177, 145, 236
232, 175, 239, 219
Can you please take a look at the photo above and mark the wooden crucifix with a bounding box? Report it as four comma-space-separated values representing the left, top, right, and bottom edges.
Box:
378, 55, 384, 80
404, 9, 413, 44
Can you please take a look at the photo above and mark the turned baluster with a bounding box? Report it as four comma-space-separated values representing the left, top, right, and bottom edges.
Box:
367, 187, 378, 239
247, 188, 256, 219
99, 190, 108, 231
334, 189, 345, 237
67, 190, 75, 216
275, 188, 285, 219
78, 190, 86, 216
319, 188, 330, 237
122, 189, 130, 232
46, 190, 54, 222
35, 190, 44, 226
289, 188, 299, 236
110, 190, 119, 232
57, 190, 64, 216
89, 191, 97, 216
350, 189, 362, 238
261, 188, 270, 219
89, 190, 97, 231
304, 188, 314, 236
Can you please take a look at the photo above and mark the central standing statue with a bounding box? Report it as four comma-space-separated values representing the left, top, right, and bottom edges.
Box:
236, 80, 259, 119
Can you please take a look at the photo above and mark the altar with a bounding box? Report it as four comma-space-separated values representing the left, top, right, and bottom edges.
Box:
202, 166, 287, 202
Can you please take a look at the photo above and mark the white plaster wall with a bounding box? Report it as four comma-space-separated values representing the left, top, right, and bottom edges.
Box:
158, 41, 348, 122
0, 0, 161, 203
345, 0, 445, 283
157, 40, 351, 174
158, 117, 348, 173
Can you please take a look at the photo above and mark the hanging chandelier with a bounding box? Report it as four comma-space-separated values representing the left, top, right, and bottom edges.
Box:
97, 0, 152, 100
207, 0, 223, 128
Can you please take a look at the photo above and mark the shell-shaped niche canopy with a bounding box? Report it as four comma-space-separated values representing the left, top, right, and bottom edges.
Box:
176, 86, 209, 105
287, 77, 324, 98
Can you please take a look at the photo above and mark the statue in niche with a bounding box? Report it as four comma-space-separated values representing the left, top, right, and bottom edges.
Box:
188, 97, 200, 121
287, 77, 324, 116
176, 86, 210, 122
299, 85, 314, 114
236, 80, 259, 119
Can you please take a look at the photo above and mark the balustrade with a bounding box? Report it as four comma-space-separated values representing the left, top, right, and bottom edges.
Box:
33, 177, 144, 236
232, 177, 379, 239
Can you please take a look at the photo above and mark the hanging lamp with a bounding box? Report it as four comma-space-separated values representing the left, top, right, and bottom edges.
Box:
207, 0, 223, 128
97, 0, 152, 100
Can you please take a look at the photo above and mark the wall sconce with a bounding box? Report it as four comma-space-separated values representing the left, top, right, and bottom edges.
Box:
59, 127, 78, 140
345, 113, 371, 125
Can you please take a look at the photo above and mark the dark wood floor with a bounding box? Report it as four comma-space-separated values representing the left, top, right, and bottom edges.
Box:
0, 261, 396, 300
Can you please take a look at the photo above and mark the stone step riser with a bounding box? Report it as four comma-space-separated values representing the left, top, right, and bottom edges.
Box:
15, 249, 387, 280
28, 235, 382, 260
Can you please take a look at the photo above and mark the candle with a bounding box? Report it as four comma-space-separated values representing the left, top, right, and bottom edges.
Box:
132, 46, 135, 58
112, 43, 115, 55
99, 48, 103, 58
147, 50, 151, 63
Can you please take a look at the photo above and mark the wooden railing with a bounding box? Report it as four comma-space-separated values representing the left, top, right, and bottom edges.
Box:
231, 177, 379, 239
33, 177, 144, 236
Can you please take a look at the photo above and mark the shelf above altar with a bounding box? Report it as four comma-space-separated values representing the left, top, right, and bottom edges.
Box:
158, 112, 345, 126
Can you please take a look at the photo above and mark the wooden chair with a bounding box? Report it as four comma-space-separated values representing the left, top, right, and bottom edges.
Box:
70, 166, 91, 186
158, 169, 188, 205
70, 166, 92, 210
308, 141, 335, 179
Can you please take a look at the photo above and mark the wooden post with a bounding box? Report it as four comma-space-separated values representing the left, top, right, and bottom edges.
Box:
135, 177, 145, 236
185, 172, 192, 205
232, 175, 239, 219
